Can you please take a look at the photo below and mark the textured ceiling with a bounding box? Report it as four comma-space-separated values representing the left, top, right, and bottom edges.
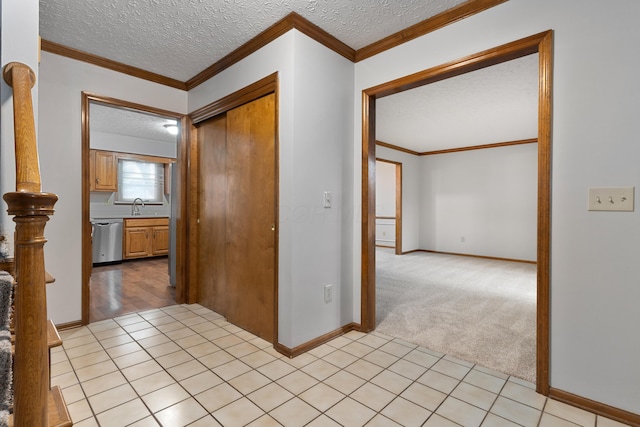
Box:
90, 103, 178, 144
39, 0, 468, 81
41, 1, 536, 153
376, 54, 539, 153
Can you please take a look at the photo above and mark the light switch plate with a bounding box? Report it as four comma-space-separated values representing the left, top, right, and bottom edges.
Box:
588, 187, 634, 211
323, 191, 332, 208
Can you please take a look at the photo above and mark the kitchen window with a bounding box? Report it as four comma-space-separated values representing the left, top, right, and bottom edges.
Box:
116, 158, 165, 204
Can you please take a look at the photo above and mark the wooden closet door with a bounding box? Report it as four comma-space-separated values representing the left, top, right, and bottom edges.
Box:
225, 93, 276, 342
197, 114, 228, 315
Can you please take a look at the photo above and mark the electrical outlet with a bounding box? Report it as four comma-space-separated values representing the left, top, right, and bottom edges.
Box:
324, 284, 333, 303
588, 187, 634, 212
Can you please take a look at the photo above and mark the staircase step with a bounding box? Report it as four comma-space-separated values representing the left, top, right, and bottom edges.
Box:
48, 385, 72, 427
47, 320, 62, 349
45, 270, 55, 284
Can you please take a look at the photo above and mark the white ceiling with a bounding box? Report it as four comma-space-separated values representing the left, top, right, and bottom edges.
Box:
90, 103, 178, 143
376, 54, 539, 153
41, 1, 538, 152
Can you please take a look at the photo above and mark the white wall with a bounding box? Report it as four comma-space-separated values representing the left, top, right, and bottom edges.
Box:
375, 160, 396, 246
420, 144, 537, 261
0, 0, 39, 256
354, 0, 640, 413
376, 146, 421, 252
38, 52, 187, 324
189, 30, 354, 348
90, 131, 177, 158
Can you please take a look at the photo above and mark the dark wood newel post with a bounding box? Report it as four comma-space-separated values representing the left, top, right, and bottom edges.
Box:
3, 193, 57, 426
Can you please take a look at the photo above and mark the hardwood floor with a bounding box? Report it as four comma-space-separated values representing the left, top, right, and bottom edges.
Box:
90, 257, 176, 322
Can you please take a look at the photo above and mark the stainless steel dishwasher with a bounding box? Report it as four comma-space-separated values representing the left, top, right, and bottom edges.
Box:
91, 218, 123, 264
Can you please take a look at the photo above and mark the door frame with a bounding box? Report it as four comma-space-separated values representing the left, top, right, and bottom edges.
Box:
186, 73, 280, 344
375, 158, 403, 255
361, 31, 553, 394
81, 92, 188, 324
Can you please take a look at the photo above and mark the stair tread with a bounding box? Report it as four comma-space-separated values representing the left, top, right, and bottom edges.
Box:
46, 270, 55, 284
49, 385, 73, 427
47, 319, 62, 349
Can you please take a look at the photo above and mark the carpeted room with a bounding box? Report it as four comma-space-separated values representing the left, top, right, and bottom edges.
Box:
373, 55, 539, 383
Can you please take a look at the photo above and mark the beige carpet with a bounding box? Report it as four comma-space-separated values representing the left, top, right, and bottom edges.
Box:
375, 248, 536, 383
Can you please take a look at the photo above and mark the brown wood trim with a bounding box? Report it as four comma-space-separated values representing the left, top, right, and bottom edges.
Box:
54, 320, 83, 331
396, 163, 403, 255
549, 388, 640, 427
175, 115, 192, 304
81, 93, 91, 325
273, 85, 281, 349
376, 140, 421, 156
116, 152, 175, 164
355, 0, 508, 62
81, 92, 186, 324
361, 30, 553, 393
375, 158, 404, 255
185, 118, 199, 304
421, 138, 538, 156
377, 139, 538, 156
375, 245, 395, 249
189, 73, 278, 124
82, 93, 184, 119
366, 31, 546, 100
275, 323, 359, 358
41, 39, 187, 91
536, 30, 553, 396
418, 249, 536, 265
186, 13, 354, 90
290, 12, 356, 62
361, 91, 376, 333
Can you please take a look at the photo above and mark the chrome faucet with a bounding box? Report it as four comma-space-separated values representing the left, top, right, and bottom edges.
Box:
131, 198, 145, 216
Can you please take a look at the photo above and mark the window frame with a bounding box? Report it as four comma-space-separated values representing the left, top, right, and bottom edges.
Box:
113, 153, 174, 205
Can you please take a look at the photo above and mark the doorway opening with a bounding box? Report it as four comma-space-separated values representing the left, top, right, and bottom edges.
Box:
375, 159, 402, 255
361, 31, 553, 394
81, 93, 186, 323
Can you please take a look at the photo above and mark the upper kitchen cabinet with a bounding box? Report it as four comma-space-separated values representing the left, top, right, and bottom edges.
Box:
90, 149, 117, 192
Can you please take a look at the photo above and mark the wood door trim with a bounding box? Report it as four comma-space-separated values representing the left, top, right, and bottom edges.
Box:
361, 30, 553, 395
190, 73, 278, 124
376, 158, 403, 255
81, 92, 186, 324
188, 74, 280, 345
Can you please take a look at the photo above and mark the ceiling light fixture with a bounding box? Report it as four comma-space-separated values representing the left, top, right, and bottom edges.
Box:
163, 123, 179, 135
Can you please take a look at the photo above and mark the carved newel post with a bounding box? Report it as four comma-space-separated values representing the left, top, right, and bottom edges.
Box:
3, 62, 58, 426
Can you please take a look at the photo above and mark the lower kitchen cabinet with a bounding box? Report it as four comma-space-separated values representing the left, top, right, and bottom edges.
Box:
124, 217, 169, 259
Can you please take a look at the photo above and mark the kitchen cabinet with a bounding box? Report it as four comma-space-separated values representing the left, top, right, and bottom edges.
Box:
90, 149, 117, 192
123, 217, 169, 259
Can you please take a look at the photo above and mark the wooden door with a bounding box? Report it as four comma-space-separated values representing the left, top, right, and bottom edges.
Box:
197, 114, 228, 315
226, 94, 276, 342
196, 94, 276, 342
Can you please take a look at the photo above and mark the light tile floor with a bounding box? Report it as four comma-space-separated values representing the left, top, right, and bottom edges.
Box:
52, 304, 631, 427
